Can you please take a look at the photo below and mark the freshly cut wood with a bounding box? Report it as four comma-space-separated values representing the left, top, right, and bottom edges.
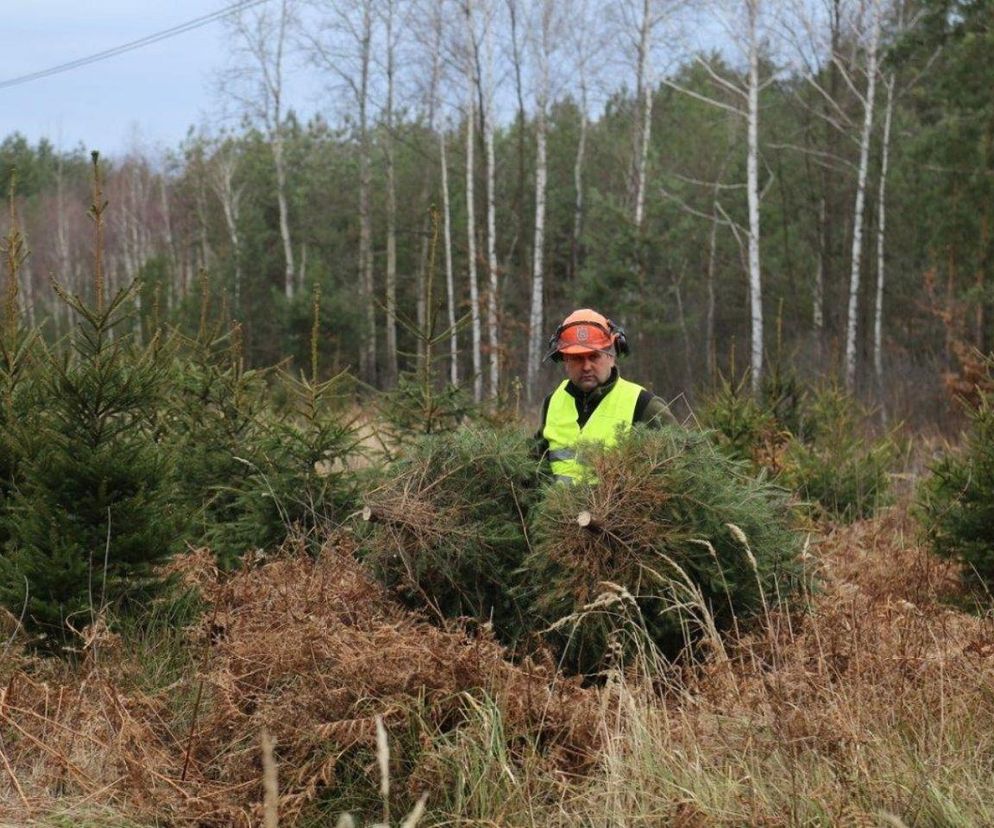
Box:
576, 510, 602, 531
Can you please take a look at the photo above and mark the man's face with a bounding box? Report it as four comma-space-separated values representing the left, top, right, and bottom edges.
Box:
563, 349, 616, 392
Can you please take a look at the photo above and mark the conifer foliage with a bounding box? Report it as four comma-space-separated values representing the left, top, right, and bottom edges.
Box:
0, 155, 179, 651
361, 427, 544, 640
699, 373, 897, 522
0, 174, 36, 552
166, 285, 361, 563
362, 424, 803, 673
919, 365, 994, 587
526, 426, 802, 673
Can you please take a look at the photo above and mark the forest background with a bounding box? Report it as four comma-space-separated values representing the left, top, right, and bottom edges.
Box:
2, 0, 990, 424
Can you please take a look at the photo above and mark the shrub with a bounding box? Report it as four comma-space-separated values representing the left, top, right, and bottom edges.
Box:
918, 388, 994, 587
215, 363, 361, 556
361, 427, 544, 642
165, 289, 361, 563
524, 426, 803, 673
697, 373, 784, 469
164, 325, 274, 564
700, 375, 897, 522
784, 386, 898, 522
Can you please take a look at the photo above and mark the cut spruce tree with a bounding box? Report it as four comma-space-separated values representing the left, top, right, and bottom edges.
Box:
525, 426, 803, 674
361, 426, 544, 643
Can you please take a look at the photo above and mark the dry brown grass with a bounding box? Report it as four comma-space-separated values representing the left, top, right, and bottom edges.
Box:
555, 505, 994, 826
0, 538, 598, 826
4, 505, 994, 826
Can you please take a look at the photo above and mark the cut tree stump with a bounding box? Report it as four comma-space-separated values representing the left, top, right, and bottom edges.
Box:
576, 511, 603, 532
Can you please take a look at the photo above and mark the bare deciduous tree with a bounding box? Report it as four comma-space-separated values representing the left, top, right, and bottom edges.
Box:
223, 0, 298, 301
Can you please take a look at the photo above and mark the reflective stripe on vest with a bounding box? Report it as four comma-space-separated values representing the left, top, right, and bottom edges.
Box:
542, 376, 643, 483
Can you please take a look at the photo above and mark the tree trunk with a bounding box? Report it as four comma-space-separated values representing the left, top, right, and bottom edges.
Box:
706, 203, 719, 378
482, 7, 500, 398
873, 73, 894, 392
55, 154, 72, 338
216, 158, 243, 318
271, 0, 295, 301
814, 196, 826, 342
441, 128, 459, 386
506, 0, 527, 273
526, 8, 550, 403
158, 176, 176, 314
358, 1, 376, 385
746, 0, 764, 395
571, 75, 588, 280
632, 0, 653, 231
465, 70, 483, 401
384, 0, 399, 387
844, 1, 881, 392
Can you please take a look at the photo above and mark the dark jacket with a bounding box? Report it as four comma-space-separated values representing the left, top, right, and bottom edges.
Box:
533, 368, 675, 458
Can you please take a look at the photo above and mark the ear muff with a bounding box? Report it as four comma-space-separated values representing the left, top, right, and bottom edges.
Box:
546, 329, 564, 362
609, 321, 630, 357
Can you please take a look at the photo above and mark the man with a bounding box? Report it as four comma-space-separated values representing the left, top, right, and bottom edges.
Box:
535, 308, 675, 483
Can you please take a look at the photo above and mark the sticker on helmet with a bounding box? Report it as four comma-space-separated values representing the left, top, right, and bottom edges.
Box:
577, 326, 589, 342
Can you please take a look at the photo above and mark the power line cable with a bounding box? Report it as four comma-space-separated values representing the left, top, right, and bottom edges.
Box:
0, 0, 272, 91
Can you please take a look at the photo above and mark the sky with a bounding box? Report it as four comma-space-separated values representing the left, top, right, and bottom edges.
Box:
1, 0, 314, 159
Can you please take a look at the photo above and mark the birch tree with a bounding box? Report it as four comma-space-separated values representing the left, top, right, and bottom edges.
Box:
480, 0, 500, 397
873, 71, 894, 393
525, 0, 554, 402
463, 0, 484, 401
223, 0, 297, 301
207, 138, 245, 316
665, 0, 774, 393
631, 0, 655, 231
426, 0, 460, 386
305, 0, 378, 384
564, 0, 606, 280
843, 0, 881, 391
382, 0, 400, 386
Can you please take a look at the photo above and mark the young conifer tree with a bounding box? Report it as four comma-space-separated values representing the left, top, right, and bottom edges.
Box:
0, 174, 37, 551
0, 153, 178, 653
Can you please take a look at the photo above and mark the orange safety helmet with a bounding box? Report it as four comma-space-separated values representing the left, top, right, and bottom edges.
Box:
544, 308, 629, 362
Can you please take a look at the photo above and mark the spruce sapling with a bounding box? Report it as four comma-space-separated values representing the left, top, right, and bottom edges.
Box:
0, 153, 179, 653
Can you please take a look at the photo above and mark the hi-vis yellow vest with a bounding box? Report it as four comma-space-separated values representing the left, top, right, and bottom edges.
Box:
542, 377, 643, 483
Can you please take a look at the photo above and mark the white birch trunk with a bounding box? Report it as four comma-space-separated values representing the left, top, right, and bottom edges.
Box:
441, 128, 459, 386
465, 80, 483, 402
273, 133, 295, 300
873, 73, 895, 389
526, 9, 550, 403
706, 203, 719, 377
211, 149, 243, 316
158, 176, 176, 314
746, 0, 764, 395
55, 155, 72, 337
814, 196, 825, 335
482, 5, 500, 398
844, 1, 881, 392
272, 0, 295, 300
571, 75, 588, 278
633, 0, 653, 230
